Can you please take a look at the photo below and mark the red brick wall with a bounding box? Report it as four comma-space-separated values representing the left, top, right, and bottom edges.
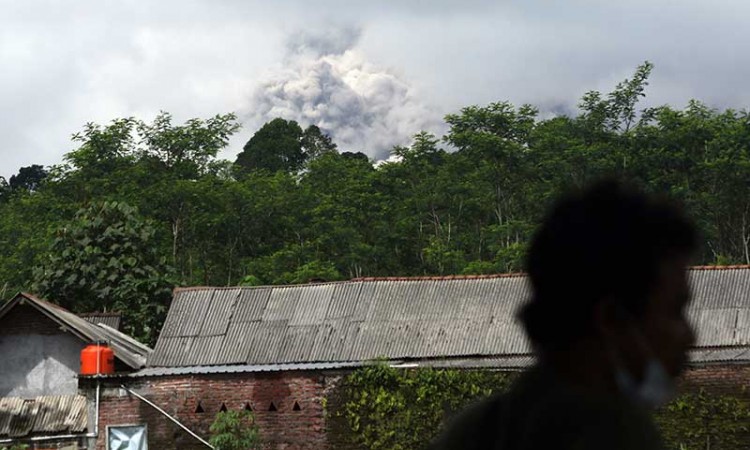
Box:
93, 372, 329, 450
681, 365, 750, 398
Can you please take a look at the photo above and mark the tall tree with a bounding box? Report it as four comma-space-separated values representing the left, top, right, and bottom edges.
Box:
32, 202, 174, 344
137, 111, 240, 179
235, 118, 306, 174
9, 165, 48, 192
302, 124, 338, 161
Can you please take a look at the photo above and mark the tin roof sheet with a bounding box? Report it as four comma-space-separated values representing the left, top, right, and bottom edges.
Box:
149, 267, 750, 368
0, 395, 87, 438
132, 345, 750, 377
79, 313, 122, 331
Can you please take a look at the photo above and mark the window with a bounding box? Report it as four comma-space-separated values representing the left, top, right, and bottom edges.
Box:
107, 424, 148, 450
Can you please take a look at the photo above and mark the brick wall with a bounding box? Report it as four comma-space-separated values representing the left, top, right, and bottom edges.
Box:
87, 365, 750, 450
92, 371, 329, 450
681, 364, 750, 398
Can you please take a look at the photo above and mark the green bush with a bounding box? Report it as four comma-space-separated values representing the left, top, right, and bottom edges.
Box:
332, 365, 750, 450
209, 410, 261, 450
1, 445, 29, 450
331, 364, 514, 450
655, 390, 750, 450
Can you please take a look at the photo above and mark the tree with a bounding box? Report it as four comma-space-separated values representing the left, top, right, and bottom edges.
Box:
302, 124, 337, 160
299, 151, 378, 278
8, 165, 48, 192
209, 410, 261, 450
0, 176, 9, 202
137, 112, 240, 179
578, 61, 654, 133
31, 201, 174, 344
235, 118, 337, 174
235, 118, 306, 174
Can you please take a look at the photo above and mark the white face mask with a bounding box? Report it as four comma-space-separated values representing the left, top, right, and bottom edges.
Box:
608, 306, 677, 409
614, 357, 676, 408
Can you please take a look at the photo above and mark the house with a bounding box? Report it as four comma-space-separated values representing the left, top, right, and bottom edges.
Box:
0, 293, 151, 449
92, 266, 750, 450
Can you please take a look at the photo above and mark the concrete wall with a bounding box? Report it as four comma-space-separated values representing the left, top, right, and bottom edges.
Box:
0, 303, 85, 398
0, 333, 84, 397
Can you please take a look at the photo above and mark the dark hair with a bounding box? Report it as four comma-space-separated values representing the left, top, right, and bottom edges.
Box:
519, 179, 697, 350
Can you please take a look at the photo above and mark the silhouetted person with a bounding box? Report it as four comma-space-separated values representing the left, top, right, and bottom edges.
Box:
430, 180, 697, 450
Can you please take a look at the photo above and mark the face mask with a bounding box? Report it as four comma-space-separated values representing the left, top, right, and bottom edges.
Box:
614, 357, 676, 409
608, 305, 676, 408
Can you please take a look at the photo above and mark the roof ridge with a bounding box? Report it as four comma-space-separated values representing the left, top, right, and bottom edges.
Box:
78, 312, 122, 317
350, 273, 526, 281
19, 292, 70, 311
689, 265, 750, 271
173, 280, 351, 293
172, 265, 750, 293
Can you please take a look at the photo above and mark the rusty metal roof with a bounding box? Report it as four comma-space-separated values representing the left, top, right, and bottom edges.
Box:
0, 395, 87, 438
0, 293, 152, 369
148, 267, 750, 368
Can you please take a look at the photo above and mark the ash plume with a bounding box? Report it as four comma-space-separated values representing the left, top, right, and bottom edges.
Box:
245, 26, 441, 160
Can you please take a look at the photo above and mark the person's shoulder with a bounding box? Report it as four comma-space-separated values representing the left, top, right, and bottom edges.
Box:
428, 394, 506, 450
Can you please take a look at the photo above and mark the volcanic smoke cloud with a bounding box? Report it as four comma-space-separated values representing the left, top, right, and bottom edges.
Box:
246, 26, 441, 160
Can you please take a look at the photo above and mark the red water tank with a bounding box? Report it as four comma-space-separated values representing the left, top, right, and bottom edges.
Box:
80, 344, 115, 375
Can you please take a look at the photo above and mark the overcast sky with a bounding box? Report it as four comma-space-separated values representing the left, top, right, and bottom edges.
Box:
1, 1, 748, 178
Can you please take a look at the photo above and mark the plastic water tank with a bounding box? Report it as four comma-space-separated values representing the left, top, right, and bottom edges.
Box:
80, 344, 115, 375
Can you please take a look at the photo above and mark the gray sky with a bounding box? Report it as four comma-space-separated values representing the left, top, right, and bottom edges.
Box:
2, 0, 748, 178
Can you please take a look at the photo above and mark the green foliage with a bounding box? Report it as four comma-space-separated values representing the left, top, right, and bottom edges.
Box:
655, 390, 750, 450
209, 410, 261, 450
302, 124, 338, 161
8, 165, 47, 192
235, 118, 305, 174
1, 444, 29, 450
3, 61, 750, 321
239, 274, 263, 286
137, 112, 240, 179
332, 364, 514, 450
332, 365, 750, 450
31, 201, 174, 344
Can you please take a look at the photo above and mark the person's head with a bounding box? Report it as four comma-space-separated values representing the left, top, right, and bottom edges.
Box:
519, 179, 697, 385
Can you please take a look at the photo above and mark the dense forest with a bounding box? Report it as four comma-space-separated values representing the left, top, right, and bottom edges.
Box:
2, 62, 749, 342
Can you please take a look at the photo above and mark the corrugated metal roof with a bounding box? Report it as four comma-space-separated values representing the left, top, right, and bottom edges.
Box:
199, 289, 239, 336
688, 346, 750, 364
79, 313, 122, 331
131, 346, 750, 377
0, 293, 152, 369
149, 268, 750, 368
130, 361, 365, 377
0, 395, 87, 438
688, 268, 750, 348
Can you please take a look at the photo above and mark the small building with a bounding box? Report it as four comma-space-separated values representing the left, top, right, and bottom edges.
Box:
91, 266, 750, 450
0, 293, 151, 449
